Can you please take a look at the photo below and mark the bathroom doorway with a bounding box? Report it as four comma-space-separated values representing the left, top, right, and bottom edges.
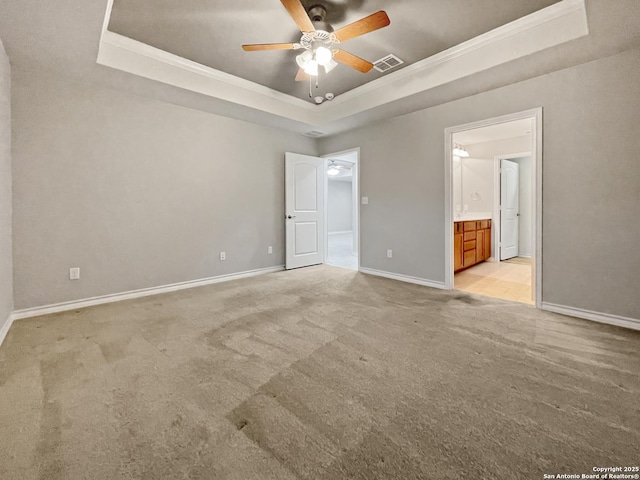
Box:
444, 110, 542, 307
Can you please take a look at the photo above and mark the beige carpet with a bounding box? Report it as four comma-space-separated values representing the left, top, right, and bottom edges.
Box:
1, 265, 639, 480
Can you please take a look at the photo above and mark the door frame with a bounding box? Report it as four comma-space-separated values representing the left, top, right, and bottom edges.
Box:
494, 152, 531, 261
444, 108, 542, 308
321, 147, 361, 271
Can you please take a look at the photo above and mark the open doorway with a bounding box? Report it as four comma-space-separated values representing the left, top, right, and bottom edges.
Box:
323, 149, 359, 271
444, 110, 542, 307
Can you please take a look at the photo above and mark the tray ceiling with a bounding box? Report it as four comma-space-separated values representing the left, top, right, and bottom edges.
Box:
108, 0, 561, 102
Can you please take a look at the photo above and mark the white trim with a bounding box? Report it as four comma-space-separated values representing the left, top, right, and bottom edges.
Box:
444, 108, 543, 309
359, 268, 447, 290
10, 266, 284, 321
97, 0, 588, 128
322, 0, 586, 123
534, 112, 543, 309
100, 31, 311, 110
100, 0, 115, 36
97, 31, 316, 125
0, 314, 14, 348
542, 302, 640, 332
328, 230, 352, 236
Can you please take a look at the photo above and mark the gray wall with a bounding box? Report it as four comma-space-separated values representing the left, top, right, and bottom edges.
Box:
328, 180, 353, 233
11, 70, 317, 309
0, 39, 12, 327
319, 48, 640, 320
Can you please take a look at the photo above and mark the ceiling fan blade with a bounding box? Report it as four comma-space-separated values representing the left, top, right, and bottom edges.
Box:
333, 50, 374, 73
295, 68, 310, 82
280, 0, 315, 33
242, 43, 297, 51
334, 11, 390, 42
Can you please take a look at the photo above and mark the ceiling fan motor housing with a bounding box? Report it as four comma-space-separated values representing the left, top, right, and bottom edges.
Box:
308, 4, 334, 32
300, 30, 336, 52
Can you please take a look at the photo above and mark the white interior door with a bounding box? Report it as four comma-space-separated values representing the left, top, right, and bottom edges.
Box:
285, 152, 325, 270
500, 159, 520, 260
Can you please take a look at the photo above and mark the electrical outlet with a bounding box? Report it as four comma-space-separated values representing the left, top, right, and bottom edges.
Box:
69, 267, 80, 280
268, 246, 273, 254
220, 252, 226, 261
387, 249, 393, 258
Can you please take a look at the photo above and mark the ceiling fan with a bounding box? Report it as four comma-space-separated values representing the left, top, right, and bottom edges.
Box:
242, 0, 390, 95
327, 160, 352, 176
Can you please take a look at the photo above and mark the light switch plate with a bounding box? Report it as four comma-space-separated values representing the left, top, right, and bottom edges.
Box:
362, 196, 369, 205
69, 267, 80, 280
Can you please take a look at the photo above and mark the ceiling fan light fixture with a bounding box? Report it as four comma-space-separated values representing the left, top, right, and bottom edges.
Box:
296, 50, 312, 68
304, 59, 319, 76
315, 46, 333, 66
324, 59, 338, 74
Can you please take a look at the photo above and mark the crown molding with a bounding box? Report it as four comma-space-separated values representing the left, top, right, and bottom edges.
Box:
97, 31, 318, 125
315, 0, 588, 124
97, 0, 588, 131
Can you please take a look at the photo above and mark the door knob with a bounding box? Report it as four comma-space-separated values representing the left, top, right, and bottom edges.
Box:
287, 215, 297, 219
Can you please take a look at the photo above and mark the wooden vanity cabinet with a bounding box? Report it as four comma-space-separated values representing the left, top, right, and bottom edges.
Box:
454, 219, 491, 273
454, 223, 463, 271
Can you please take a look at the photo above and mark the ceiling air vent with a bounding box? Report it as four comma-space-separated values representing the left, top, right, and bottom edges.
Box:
373, 54, 404, 73
303, 130, 325, 138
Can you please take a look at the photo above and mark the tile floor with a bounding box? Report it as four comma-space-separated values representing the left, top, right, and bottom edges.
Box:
326, 232, 358, 270
455, 257, 533, 305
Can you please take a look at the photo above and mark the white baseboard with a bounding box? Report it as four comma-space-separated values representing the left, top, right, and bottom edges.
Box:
328, 230, 352, 236
359, 267, 447, 290
542, 302, 640, 331
0, 313, 14, 348
10, 265, 285, 322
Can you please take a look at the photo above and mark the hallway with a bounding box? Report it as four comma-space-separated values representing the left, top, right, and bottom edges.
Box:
326, 232, 358, 271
